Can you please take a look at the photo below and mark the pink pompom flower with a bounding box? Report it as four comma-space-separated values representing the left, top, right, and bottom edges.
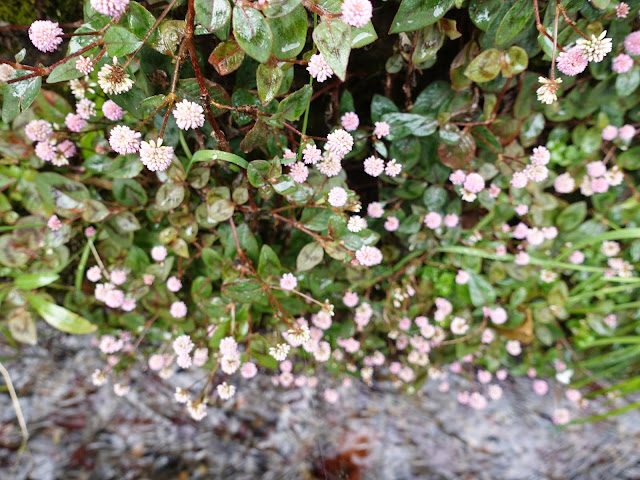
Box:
29, 20, 63, 53
341, 112, 360, 131
625, 31, 640, 56
172, 99, 205, 130
102, 100, 124, 121
91, 0, 130, 17
341, 0, 373, 28
556, 47, 588, 76
307, 53, 334, 82
612, 54, 634, 74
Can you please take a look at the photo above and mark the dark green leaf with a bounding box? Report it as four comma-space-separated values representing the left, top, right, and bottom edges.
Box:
26, 292, 96, 334
113, 179, 148, 207
297, 242, 324, 271
222, 278, 265, 303
195, 0, 231, 32
232, 6, 273, 63
268, 5, 308, 59
495, 0, 534, 46
467, 271, 496, 306
390, 0, 454, 34
312, 18, 352, 81
277, 84, 312, 121
105, 26, 142, 57
264, 0, 303, 17
256, 64, 284, 105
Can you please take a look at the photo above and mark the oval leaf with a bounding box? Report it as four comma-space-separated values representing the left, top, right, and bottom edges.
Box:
26, 293, 97, 334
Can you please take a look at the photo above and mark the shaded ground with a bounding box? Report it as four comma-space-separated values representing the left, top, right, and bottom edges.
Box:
1, 331, 639, 480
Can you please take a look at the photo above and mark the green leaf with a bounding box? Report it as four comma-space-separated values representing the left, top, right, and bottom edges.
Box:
247, 160, 271, 187
256, 63, 284, 105
155, 183, 185, 211
556, 201, 587, 230
464, 48, 502, 82
268, 5, 308, 59
312, 18, 352, 81
618, 146, 640, 169
195, 0, 231, 32
123, 1, 158, 40
105, 26, 142, 57
47, 58, 85, 84
208, 40, 245, 75
412, 25, 445, 64
371, 94, 399, 122
615, 66, 640, 97
495, 0, 533, 46
232, 6, 273, 63
250, 336, 278, 369
34, 172, 89, 217
351, 22, 378, 48
469, 0, 502, 31
208, 199, 235, 222
26, 292, 97, 334
297, 242, 324, 271
222, 278, 265, 303
467, 271, 497, 307
258, 245, 282, 279
240, 119, 269, 152
380, 112, 438, 140
190, 149, 248, 170
2, 72, 41, 123
277, 84, 312, 121
113, 179, 148, 207
8, 309, 37, 345
82, 199, 110, 222
390, 0, 454, 34
501, 45, 528, 77
108, 154, 143, 178
14, 272, 60, 290
264, 0, 303, 17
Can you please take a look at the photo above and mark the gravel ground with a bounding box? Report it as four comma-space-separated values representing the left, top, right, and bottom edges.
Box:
1, 331, 639, 480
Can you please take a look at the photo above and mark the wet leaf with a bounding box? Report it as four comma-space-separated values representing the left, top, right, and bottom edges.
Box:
232, 6, 273, 63
390, 0, 454, 34
268, 5, 308, 59
312, 18, 352, 81
195, 0, 231, 32
297, 242, 324, 271
26, 292, 97, 334
495, 0, 533, 46
464, 48, 502, 82
256, 64, 283, 105
208, 40, 245, 75
8, 309, 37, 345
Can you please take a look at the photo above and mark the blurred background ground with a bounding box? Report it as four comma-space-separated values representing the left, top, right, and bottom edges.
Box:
1, 329, 640, 480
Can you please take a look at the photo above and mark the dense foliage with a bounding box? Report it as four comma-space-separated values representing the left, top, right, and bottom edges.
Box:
1, 0, 640, 422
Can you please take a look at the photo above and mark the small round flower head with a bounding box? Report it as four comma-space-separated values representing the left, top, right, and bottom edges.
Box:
76, 98, 96, 120
556, 46, 588, 76
280, 273, 297, 290
625, 31, 640, 56
384, 216, 399, 232
109, 269, 126, 285
510, 171, 528, 189
489, 307, 507, 325
347, 215, 367, 232
506, 339, 522, 356
91, 0, 130, 17
105, 289, 125, 308
29, 20, 63, 53
530, 146, 550, 165
170, 301, 187, 318
47, 214, 62, 231
76, 56, 94, 75
602, 125, 619, 141
355, 245, 383, 266
324, 388, 339, 403
612, 54, 634, 74
102, 100, 124, 121
363, 156, 385, 177
515, 251, 530, 265
289, 162, 309, 183
173, 335, 194, 356
328, 186, 348, 207
343, 291, 359, 307
537, 76, 562, 104
35, 141, 57, 162
140, 138, 174, 172
151, 245, 167, 262
325, 129, 354, 158
91, 369, 107, 386
109, 125, 141, 155
341, 112, 360, 131
577, 30, 613, 63
0, 64, 15, 82
172, 100, 205, 130
269, 343, 290, 361
148, 354, 165, 371
587, 161, 606, 178
286, 325, 311, 346
57, 140, 76, 159
166, 276, 182, 292
532, 379, 549, 396
341, 0, 373, 28
302, 143, 322, 164
488, 384, 503, 400
241, 362, 258, 379
450, 317, 469, 335
424, 212, 442, 229
616, 2, 630, 17
619, 124, 636, 142
525, 164, 549, 183
554, 172, 575, 193
97, 57, 134, 95
316, 155, 342, 177
601, 240, 620, 257
143, 274, 154, 285
552, 408, 570, 425
25, 120, 53, 142
367, 202, 384, 218
385, 159, 402, 177
569, 250, 584, 265
87, 265, 102, 282
307, 53, 334, 82
463, 173, 485, 194
481, 328, 494, 344
448, 170, 466, 186
455, 270, 470, 285
65, 113, 86, 133
219, 337, 238, 357
444, 213, 459, 228
373, 121, 390, 139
